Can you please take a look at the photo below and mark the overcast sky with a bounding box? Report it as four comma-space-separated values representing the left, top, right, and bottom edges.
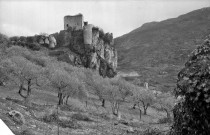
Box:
0, 0, 209, 38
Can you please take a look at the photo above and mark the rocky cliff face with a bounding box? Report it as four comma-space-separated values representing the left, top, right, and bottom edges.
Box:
53, 27, 117, 78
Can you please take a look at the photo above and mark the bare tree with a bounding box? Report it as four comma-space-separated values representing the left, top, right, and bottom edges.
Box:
107, 78, 133, 116
133, 87, 155, 119
156, 93, 176, 119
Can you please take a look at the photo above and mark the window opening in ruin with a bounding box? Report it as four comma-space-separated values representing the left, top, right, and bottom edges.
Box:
66, 24, 69, 27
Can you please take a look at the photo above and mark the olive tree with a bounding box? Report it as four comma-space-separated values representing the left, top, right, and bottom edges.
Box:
1, 56, 45, 103
107, 78, 133, 116
47, 63, 87, 105
82, 69, 109, 107
133, 87, 155, 119
156, 93, 176, 119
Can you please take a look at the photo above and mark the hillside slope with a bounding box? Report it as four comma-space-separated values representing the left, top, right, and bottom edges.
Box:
115, 7, 210, 90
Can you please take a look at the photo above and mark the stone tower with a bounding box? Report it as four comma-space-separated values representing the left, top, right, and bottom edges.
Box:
64, 13, 84, 30
83, 24, 93, 44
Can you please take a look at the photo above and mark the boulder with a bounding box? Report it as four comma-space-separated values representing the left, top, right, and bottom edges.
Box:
44, 38, 49, 45
8, 110, 25, 125
39, 38, 44, 45
49, 35, 57, 48
0, 81, 6, 86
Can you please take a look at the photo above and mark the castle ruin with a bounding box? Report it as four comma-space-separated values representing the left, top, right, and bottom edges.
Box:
64, 13, 84, 30
62, 14, 117, 77
9, 13, 117, 78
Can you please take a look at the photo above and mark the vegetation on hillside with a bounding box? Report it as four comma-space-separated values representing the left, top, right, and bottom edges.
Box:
0, 33, 175, 134
115, 7, 210, 91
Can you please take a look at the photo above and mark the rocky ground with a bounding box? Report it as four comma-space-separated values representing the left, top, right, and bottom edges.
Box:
0, 85, 170, 135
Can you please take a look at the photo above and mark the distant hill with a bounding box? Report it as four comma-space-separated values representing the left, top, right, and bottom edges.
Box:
114, 7, 210, 91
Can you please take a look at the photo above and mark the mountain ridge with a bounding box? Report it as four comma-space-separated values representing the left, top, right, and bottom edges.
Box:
114, 7, 210, 90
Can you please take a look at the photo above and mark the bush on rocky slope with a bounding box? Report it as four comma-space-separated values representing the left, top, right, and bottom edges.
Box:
170, 35, 210, 135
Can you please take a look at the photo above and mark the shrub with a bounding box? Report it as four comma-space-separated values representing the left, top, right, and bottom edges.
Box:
99, 29, 105, 39
23, 54, 47, 67
170, 35, 210, 134
42, 111, 81, 129
42, 112, 58, 123
19, 36, 27, 42
27, 43, 41, 51
71, 113, 92, 122
0, 33, 9, 43
10, 36, 19, 42
158, 117, 172, 124
141, 128, 164, 135
103, 33, 113, 44
92, 26, 99, 31
58, 119, 80, 129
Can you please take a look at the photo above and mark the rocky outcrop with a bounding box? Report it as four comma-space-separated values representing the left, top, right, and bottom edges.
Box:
10, 34, 57, 50
53, 26, 117, 78
8, 110, 25, 125
49, 35, 57, 48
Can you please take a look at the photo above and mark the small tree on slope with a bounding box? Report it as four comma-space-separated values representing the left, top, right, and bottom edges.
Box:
47, 63, 87, 105
0, 56, 45, 104
132, 87, 155, 119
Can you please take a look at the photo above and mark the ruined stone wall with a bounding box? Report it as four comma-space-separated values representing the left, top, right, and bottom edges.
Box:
64, 14, 83, 30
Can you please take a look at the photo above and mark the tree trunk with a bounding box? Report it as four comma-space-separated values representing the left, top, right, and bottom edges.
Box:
143, 107, 146, 115
18, 82, 31, 102
65, 95, 69, 105
101, 99, 105, 107
137, 103, 142, 120
164, 108, 171, 119
27, 79, 32, 97
141, 101, 149, 115
133, 103, 137, 109
85, 100, 88, 107
26, 79, 32, 103
139, 108, 142, 120
58, 92, 63, 105
111, 102, 118, 116
18, 79, 32, 106
116, 102, 120, 116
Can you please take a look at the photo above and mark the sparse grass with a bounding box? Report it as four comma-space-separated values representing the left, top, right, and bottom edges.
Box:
0, 85, 170, 135
42, 112, 58, 123
17, 129, 36, 135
